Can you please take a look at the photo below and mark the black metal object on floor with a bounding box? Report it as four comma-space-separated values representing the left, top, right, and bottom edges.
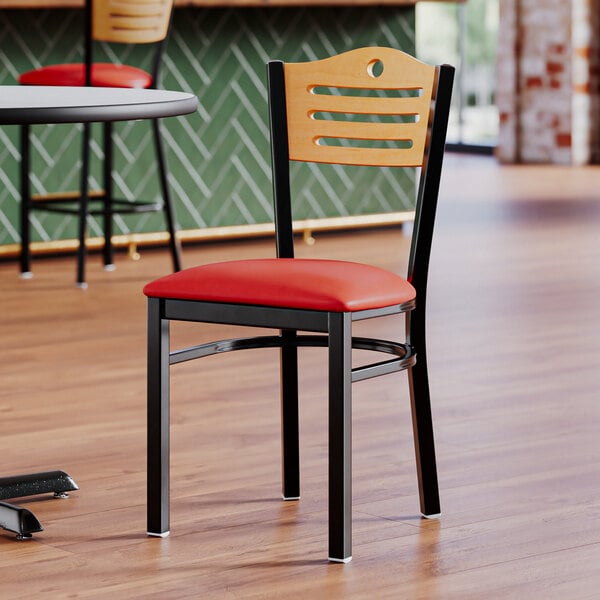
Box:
0, 471, 79, 539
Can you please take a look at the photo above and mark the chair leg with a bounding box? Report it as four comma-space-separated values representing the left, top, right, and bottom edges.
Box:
76, 122, 91, 288
407, 310, 440, 518
328, 312, 352, 563
152, 118, 182, 272
102, 122, 115, 270
280, 329, 300, 500
19, 124, 32, 278
147, 298, 171, 537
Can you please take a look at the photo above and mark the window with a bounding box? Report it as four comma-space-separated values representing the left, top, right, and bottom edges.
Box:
416, 0, 499, 149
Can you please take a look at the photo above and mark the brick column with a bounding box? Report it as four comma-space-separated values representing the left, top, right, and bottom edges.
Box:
496, 0, 600, 165
496, 0, 520, 163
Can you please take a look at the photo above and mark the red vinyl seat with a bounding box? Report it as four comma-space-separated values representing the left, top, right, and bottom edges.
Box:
19, 63, 153, 89
144, 258, 417, 312
145, 47, 455, 563
18, 0, 180, 287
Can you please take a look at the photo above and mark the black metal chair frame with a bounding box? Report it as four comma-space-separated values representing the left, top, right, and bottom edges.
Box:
147, 54, 454, 562
19, 0, 181, 287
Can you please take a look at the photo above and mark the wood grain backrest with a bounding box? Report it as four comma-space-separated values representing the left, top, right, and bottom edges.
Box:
283, 47, 436, 168
92, 0, 173, 44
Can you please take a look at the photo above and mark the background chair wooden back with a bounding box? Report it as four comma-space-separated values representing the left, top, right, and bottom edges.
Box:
92, 0, 174, 45
18, 0, 180, 285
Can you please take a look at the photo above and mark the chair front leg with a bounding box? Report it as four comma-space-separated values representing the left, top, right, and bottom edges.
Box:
328, 312, 352, 563
147, 298, 171, 537
407, 309, 440, 518
280, 329, 300, 500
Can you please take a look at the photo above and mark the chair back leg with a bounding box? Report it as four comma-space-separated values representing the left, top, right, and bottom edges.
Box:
280, 329, 300, 500
328, 312, 353, 563
407, 308, 440, 517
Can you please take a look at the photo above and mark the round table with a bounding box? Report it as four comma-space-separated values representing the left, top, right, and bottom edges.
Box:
0, 85, 197, 539
0, 85, 198, 124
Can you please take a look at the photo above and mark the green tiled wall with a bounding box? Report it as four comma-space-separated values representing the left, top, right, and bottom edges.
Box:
0, 6, 415, 246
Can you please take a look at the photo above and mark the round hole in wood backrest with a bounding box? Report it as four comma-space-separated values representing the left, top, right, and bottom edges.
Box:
368, 59, 384, 78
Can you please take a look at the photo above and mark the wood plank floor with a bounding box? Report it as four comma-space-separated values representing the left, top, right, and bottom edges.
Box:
1, 153, 600, 598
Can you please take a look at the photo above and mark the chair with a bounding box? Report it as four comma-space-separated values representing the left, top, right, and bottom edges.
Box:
144, 47, 454, 562
19, 0, 180, 287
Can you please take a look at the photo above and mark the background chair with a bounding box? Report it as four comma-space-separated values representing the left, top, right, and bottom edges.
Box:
144, 47, 454, 562
19, 0, 180, 287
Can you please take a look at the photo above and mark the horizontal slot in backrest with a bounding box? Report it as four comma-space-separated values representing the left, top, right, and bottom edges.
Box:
284, 47, 436, 167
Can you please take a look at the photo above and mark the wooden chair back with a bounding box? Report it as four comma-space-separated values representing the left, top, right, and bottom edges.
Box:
282, 47, 436, 168
92, 0, 174, 45
267, 47, 455, 292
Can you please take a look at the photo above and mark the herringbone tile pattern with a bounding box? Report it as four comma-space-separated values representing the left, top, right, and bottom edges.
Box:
0, 7, 415, 245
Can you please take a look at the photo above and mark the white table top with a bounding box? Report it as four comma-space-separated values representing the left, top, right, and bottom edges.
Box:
0, 86, 198, 125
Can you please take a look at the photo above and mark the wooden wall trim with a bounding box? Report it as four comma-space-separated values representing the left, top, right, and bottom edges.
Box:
2, 0, 462, 9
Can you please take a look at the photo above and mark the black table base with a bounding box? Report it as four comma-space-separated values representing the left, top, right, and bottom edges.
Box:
0, 471, 78, 539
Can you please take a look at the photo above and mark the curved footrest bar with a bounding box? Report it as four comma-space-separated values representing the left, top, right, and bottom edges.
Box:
0, 501, 44, 538
170, 334, 285, 364
170, 333, 415, 382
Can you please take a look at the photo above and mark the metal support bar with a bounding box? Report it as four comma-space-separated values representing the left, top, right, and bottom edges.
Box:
0, 470, 79, 501
170, 332, 416, 383
28, 198, 162, 215
351, 355, 416, 383
164, 300, 330, 332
